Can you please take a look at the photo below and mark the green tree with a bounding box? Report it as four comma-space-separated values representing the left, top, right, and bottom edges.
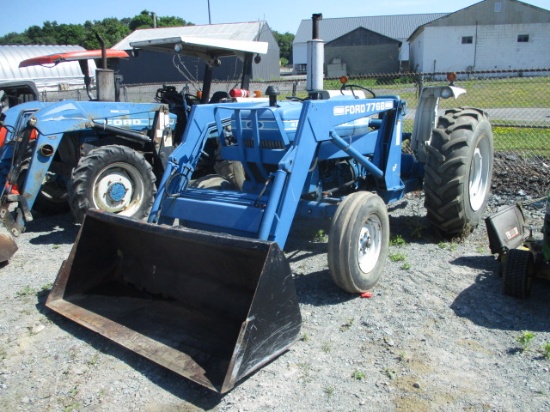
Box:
0, 11, 193, 48
129, 10, 154, 31
272, 31, 294, 64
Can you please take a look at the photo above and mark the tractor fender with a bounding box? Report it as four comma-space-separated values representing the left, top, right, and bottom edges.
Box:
411, 85, 466, 164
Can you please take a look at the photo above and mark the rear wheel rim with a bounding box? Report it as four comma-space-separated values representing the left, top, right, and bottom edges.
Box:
469, 135, 491, 211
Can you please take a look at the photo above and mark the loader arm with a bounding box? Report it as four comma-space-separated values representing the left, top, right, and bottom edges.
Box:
151, 94, 406, 248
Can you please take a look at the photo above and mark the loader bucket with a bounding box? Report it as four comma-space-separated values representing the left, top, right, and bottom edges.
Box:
0, 223, 18, 263
46, 209, 301, 393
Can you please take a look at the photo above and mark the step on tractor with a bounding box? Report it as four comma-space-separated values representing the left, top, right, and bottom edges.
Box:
45, 34, 495, 393
486, 193, 550, 298
0, 37, 268, 262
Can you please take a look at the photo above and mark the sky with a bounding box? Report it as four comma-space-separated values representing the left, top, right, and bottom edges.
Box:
1, 0, 550, 37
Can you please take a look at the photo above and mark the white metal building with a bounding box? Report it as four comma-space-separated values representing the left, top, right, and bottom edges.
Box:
0, 45, 94, 91
409, 0, 550, 73
292, 14, 445, 75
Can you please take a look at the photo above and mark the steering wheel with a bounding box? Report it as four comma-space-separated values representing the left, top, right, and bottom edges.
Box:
341, 84, 376, 98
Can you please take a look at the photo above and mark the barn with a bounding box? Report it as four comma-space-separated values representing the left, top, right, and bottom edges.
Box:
292, 14, 445, 75
409, 0, 550, 73
112, 22, 280, 84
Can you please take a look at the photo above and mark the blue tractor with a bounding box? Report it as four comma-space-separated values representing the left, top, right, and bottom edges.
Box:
45, 72, 494, 392
0, 38, 268, 262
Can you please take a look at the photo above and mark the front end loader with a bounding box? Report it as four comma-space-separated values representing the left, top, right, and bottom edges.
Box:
0, 37, 268, 263
46, 70, 494, 392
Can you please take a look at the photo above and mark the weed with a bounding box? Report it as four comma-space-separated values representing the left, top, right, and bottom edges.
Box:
298, 362, 312, 383
301, 333, 310, 342
517, 331, 535, 352
313, 229, 327, 242
323, 386, 335, 397
15, 285, 35, 298
411, 225, 423, 238
389, 252, 406, 262
438, 242, 457, 251
36, 282, 53, 299
476, 246, 486, 254
397, 351, 408, 362
340, 318, 354, 332
87, 352, 100, 367
53, 244, 61, 249
390, 235, 406, 246
385, 368, 397, 380
400, 262, 411, 270
321, 342, 331, 353
352, 370, 366, 380
542, 343, 550, 359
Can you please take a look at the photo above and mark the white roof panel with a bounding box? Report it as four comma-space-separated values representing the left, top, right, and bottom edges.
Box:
0, 45, 93, 90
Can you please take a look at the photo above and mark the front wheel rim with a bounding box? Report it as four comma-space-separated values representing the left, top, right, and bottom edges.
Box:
469, 136, 491, 212
357, 215, 382, 273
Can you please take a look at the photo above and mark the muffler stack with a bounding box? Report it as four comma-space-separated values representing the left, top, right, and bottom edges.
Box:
46, 210, 301, 393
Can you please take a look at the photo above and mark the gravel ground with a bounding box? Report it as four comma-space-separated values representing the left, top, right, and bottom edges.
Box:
0, 188, 549, 412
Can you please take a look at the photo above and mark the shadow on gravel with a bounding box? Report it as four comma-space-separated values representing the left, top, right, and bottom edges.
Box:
450, 264, 550, 332
35, 292, 228, 408
23, 212, 79, 246
293, 269, 357, 307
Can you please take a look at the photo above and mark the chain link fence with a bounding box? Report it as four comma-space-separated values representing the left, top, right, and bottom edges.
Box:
41, 69, 550, 197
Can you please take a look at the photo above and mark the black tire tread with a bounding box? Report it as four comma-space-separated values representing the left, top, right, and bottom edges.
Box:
502, 249, 533, 299
424, 107, 493, 237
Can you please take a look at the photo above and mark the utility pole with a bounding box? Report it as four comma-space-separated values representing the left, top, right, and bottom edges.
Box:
208, 0, 212, 24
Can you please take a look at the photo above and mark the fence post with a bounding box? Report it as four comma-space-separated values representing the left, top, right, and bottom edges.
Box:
417, 73, 424, 98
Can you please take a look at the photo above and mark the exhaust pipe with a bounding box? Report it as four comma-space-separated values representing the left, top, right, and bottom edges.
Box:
46, 210, 301, 393
306, 13, 324, 92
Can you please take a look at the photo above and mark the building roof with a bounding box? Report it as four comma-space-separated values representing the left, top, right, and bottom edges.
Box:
113, 22, 270, 51
408, 0, 550, 41
0, 45, 92, 90
293, 13, 447, 44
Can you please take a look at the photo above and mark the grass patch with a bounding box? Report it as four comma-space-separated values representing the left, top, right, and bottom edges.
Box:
15, 285, 35, 298
390, 235, 406, 247
389, 252, 407, 262
352, 370, 366, 380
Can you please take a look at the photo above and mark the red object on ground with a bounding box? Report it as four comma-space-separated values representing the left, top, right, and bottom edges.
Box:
360, 291, 373, 298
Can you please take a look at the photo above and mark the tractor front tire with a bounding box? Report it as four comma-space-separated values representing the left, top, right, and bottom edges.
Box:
328, 192, 389, 293
69, 145, 156, 223
424, 107, 493, 238
502, 248, 534, 299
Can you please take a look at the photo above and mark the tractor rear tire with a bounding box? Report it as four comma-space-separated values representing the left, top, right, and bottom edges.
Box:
424, 107, 493, 238
502, 248, 534, 299
328, 191, 389, 293
69, 145, 156, 223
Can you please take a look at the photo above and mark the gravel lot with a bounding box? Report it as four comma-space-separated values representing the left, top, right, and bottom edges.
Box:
1, 188, 549, 411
